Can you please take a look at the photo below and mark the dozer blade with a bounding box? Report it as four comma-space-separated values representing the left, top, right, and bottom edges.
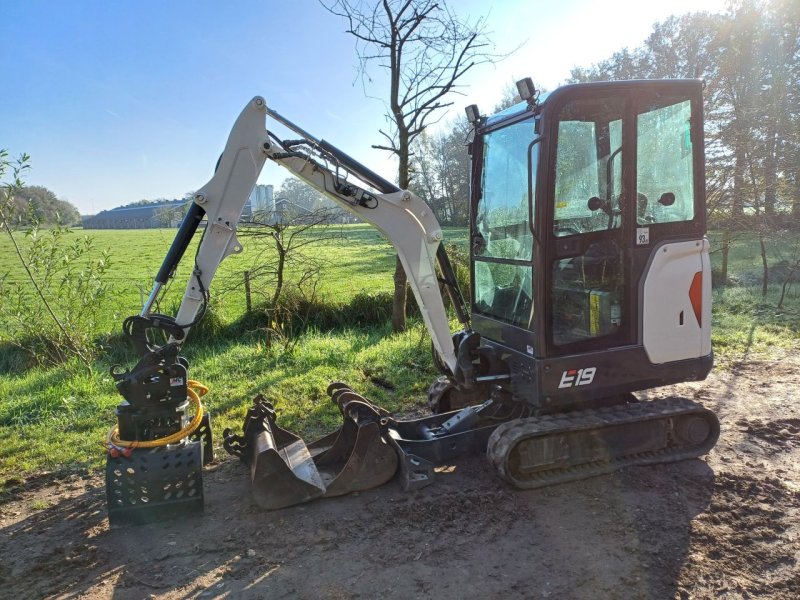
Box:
223, 390, 398, 509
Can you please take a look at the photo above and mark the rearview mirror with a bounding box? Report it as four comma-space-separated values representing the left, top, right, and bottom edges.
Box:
588, 196, 603, 211
658, 192, 676, 206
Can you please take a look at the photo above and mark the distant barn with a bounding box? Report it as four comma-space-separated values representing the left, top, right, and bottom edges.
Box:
81, 186, 270, 229
82, 199, 190, 229
80, 184, 355, 229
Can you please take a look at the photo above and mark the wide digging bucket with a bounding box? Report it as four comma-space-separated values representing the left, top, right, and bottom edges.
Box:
223, 390, 397, 509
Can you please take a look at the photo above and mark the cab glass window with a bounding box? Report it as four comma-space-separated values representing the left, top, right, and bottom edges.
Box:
553, 97, 626, 237
473, 117, 536, 329
636, 99, 695, 224
474, 262, 533, 329
476, 118, 535, 261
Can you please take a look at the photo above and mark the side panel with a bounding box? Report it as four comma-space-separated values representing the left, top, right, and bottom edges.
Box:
700, 240, 712, 357
642, 239, 711, 363
483, 339, 712, 411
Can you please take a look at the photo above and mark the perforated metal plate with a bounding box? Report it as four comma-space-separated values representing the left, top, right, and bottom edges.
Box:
106, 440, 203, 527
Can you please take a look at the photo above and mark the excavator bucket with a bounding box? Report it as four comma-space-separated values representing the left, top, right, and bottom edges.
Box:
223, 396, 326, 509
223, 388, 397, 509
309, 384, 397, 497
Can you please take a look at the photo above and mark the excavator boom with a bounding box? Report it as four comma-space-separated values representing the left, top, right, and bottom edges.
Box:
143, 96, 466, 375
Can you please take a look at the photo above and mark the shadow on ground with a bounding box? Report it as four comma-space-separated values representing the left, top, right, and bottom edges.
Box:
0, 453, 715, 600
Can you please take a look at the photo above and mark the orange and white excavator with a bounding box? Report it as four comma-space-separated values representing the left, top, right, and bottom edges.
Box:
105, 78, 718, 525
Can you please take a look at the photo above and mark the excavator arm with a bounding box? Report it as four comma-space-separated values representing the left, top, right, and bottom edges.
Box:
141, 96, 467, 375
107, 96, 486, 521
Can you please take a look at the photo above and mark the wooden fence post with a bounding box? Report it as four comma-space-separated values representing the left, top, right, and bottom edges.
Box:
244, 271, 252, 313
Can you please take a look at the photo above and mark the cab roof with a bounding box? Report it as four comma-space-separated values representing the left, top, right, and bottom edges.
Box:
481, 79, 702, 129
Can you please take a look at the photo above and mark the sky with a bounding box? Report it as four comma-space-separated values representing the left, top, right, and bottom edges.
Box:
0, 0, 729, 214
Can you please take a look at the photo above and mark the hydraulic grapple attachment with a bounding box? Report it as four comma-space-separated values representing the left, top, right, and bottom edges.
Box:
223, 390, 397, 509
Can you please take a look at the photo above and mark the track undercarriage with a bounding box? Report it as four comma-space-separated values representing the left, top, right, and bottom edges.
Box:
223, 381, 720, 509
488, 396, 719, 489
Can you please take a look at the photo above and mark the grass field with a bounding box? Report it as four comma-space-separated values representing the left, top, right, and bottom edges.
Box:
0, 225, 798, 488
0, 224, 462, 331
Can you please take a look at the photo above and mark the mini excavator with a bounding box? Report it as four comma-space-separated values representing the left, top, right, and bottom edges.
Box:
105, 78, 719, 525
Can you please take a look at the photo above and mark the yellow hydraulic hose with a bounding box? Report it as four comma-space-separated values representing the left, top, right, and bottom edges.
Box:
107, 379, 208, 449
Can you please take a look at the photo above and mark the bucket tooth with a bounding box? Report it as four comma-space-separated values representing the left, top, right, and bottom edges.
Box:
329, 387, 390, 417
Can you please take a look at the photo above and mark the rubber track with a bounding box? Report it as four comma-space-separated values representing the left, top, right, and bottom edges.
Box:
487, 396, 720, 489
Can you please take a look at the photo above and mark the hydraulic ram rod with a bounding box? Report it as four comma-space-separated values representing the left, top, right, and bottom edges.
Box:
265, 107, 400, 195
265, 107, 468, 326
142, 203, 207, 315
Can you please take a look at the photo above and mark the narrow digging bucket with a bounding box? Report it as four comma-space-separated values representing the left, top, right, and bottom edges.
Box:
224, 391, 398, 509
223, 396, 325, 509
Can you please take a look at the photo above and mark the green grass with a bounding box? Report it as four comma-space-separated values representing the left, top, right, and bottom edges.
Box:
0, 224, 467, 332
711, 284, 800, 362
705, 230, 800, 361
0, 225, 798, 488
0, 224, 464, 487
0, 321, 441, 487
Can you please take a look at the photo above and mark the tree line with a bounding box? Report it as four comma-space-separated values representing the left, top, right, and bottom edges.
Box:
570, 0, 799, 224
408, 86, 520, 226
407, 0, 800, 230
2, 184, 81, 226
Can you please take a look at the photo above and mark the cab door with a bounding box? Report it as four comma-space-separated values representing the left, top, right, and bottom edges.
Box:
544, 94, 634, 356
470, 115, 538, 352
632, 89, 710, 363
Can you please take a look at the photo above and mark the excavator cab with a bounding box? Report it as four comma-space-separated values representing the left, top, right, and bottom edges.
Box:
467, 79, 711, 414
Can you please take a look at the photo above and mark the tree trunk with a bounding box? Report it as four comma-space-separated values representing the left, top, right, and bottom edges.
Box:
720, 228, 731, 285
391, 129, 411, 332
732, 134, 746, 217
759, 231, 769, 297
793, 170, 800, 219
777, 259, 798, 310
764, 124, 777, 216
391, 255, 408, 332
273, 237, 286, 307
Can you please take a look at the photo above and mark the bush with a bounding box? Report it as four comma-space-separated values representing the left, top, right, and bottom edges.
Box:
1, 152, 111, 369
0, 224, 112, 368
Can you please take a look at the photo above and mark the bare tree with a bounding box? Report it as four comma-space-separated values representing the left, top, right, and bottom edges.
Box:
211, 206, 344, 351
322, 0, 500, 332
224, 206, 343, 307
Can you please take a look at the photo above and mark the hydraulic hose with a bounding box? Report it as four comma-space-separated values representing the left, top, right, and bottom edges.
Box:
107, 380, 208, 449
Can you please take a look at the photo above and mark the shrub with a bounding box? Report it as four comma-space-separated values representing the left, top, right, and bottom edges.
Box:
1, 151, 111, 369
0, 223, 112, 368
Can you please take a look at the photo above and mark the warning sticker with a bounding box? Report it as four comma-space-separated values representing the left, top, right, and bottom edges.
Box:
170, 377, 185, 387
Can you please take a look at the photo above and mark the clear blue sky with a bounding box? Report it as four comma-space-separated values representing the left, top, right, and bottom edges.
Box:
0, 0, 726, 214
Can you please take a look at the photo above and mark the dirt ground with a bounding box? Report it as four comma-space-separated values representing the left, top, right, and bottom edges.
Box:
1, 354, 799, 599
